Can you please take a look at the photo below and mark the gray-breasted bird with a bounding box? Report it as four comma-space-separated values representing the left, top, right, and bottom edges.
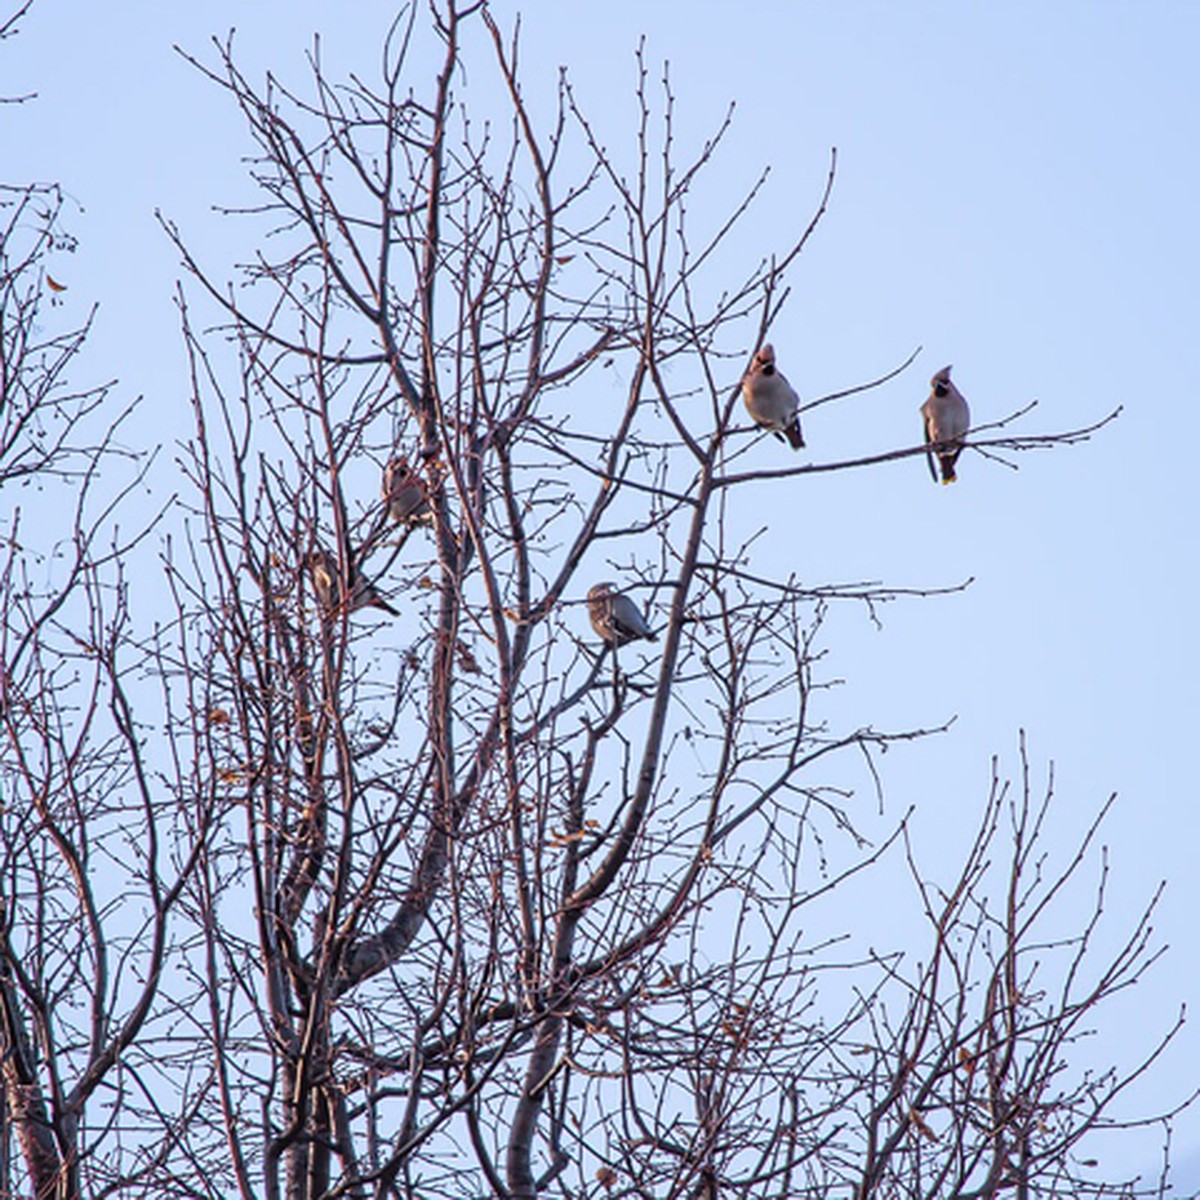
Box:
382, 457, 433, 527
742, 343, 804, 449
587, 582, 658, 647
920, 365, 971, 484
307, 547, 398, 617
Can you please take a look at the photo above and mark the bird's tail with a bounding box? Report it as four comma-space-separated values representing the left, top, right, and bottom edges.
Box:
785, 419, 805, 450
356, 590, 400, 617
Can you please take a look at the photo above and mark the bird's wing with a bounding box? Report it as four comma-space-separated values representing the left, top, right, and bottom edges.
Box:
922, 413, 939, 483
611, 594, 649, 641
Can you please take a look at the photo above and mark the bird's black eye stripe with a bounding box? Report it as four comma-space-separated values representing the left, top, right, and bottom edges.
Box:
935, 383, 948, 396
763, 364, 775, 375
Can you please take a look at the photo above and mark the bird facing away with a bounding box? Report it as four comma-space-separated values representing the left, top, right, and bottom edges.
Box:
382, 457, 433, 527
307, 547, 399, 618
920, 365, 971, 484
742, 344, 804, 449
587, 582, 658, 648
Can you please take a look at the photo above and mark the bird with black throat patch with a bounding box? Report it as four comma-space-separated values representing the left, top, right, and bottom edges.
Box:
742, 343, 804, 450
920, 365, 970, 484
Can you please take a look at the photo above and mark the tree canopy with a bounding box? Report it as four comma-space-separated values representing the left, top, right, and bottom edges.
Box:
0, 5, 1187, 1199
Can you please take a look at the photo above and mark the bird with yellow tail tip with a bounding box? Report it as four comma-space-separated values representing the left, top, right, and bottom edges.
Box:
921, 365, 970, 484
742, 343, 804, 450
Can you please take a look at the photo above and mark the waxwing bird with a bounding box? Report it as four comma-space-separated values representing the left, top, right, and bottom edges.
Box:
742, 343, 804, 449
307, 547, 399, 617
587, 582, 658, 647
382, 457, 433, 527
920, 365, 971, 484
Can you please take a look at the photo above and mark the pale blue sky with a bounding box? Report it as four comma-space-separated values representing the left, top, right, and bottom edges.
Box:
7, 1, 1199, 1188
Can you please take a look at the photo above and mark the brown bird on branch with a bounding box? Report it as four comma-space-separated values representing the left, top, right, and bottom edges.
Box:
587, 582, 658, 647
920, 365, 970, 484
742, 343, 804, 449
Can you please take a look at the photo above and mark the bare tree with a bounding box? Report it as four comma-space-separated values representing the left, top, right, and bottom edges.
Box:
0, 4, 1184, 1199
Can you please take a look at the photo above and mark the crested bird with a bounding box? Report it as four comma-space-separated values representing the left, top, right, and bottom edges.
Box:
307, 547, 398, 617
587, 582, 658, 647
920, 365, 971, 484
742, 343, 804, 449
382, 457, 433, 527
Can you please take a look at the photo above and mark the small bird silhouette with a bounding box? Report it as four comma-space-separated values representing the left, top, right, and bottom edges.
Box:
587, 582, 658, 647
742, 344, 804, 449
307, 547, 398, 617
920, 365, 971, 484
382, 457, 433, 527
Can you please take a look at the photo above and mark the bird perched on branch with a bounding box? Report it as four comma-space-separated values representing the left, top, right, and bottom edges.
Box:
742, 343, 804, 449
382, 457, 433, 527
587, 582, 658, 647
920, 365, 971, 484
307, 547, 398, 617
